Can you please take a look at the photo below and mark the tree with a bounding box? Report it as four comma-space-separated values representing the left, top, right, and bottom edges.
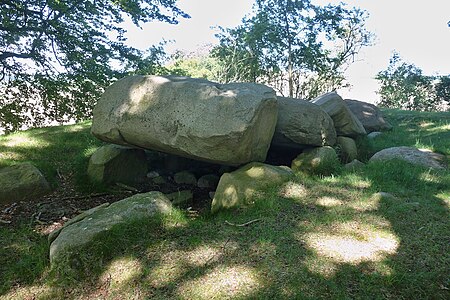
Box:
435, 75, 450, 107
213, 0, 372, 99
376, 53, 439, 111
0, 0, 188, 133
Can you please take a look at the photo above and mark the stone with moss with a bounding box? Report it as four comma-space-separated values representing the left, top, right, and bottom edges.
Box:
174, 171, 197, 185
0, 162, 51, 205
49, 191, 173, 266
336, 136, 358, 163
166, 190, 193, 207
87, 144, 148, 184
211, 162, 294, 213
291, 146, 340, 175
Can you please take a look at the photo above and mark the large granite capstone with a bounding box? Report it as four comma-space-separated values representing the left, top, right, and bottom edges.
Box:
91, 75, 278, 166
272, 97, 336, 149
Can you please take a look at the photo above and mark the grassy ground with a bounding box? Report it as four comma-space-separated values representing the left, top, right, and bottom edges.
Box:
0, 109, 449, 299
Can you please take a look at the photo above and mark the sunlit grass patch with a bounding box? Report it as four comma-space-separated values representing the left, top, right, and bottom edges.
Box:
176, 265, 261, 300
305, 229, 399, 264
100, 257, 142, 289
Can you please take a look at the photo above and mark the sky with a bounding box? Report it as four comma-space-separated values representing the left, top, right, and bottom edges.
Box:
124, 0, 450, 103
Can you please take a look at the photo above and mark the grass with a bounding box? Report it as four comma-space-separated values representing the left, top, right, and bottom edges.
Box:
0, 121, 105, 191
0, 109, 449, 299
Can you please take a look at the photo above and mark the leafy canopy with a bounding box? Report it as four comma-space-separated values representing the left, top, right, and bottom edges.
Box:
213, 0, 373, 99
376, 53, 449, 111
0, 0, 188, 133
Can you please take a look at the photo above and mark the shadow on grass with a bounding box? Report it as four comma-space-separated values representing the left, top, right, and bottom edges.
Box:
0, 121, 105, 192
1, 159, 448, 299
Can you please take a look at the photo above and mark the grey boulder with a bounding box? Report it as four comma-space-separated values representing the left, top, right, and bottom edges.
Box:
49, 192, 173, 265
344, 99, 392, 132
369, 146, 447, 170
0, 163, 51, 205
312, 92, 366, 137
211, 162, 294, 213
291, 146, 339, 174
272, 97, 336, 148
91, 75, 278, 166
87, 144, 148, 184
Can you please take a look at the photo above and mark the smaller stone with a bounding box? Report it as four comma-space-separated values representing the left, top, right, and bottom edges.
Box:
197, 174, 220, 189
49, 192, 173, 266
166, 190, 194, 207
369, 146, 447, 170
152, 176, 167, 185
344, 159, 365, 171
0, 163, 51, 205
146, 171, 160, 179
87, 144, 148, 184
336, 136, 358, 163
211, 162, 294, 213
291, 146, 339, 175
367, 132, 383, 139
209, 192, 215, 199
174, 171, 197, 185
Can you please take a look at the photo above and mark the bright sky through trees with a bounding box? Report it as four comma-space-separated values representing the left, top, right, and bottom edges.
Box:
124, 0, 450, 103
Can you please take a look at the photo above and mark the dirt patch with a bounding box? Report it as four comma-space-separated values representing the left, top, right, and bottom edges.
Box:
0, 173, 213, 234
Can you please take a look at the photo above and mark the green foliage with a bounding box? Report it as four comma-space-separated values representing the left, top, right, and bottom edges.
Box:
213, 0, 373, 99
164, 48, 221, 80
0, 0, 188, 133
376, 53, 449, 111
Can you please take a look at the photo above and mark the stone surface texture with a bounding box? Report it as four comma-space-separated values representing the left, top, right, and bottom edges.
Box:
344, 99, 392, 132
91, 75, 278, 166
87, 144, 148, 184
211, 162, 294, 213
0, 163, 51, 205
272, 97, 336, 148
369, 146, 447, 170
312, 92, 366, 137
49, 192, 173, 265
291, 146, 339, 173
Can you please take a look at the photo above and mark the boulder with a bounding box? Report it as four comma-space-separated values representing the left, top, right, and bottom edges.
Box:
367, 132, 383, 139
166, 190, 193, 207
49, 192, 173, 265
272, 97, 336, 148
91, 75, 278, 166
0, 163, 51, 205
87, 144, 148, 184
344, 159, 365, 171
211, 162, 294, 213
197, 174, 220, 189
291, 146, 339, 174
312, 92, 366, 137
344, 99, 392, 132
174, 171, 197, 185
369, 147, 447, 170
336, 136, 358, 163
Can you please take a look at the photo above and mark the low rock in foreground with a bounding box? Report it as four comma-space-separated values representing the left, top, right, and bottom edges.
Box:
49, 192, 173, 266
0, 163, 51, 205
